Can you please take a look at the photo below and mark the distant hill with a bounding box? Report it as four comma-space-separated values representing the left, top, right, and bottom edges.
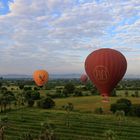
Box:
0, 74, 81, 79
0, 74, 140, 80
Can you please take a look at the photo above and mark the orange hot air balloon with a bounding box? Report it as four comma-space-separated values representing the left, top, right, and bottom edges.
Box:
85, 48, 127, 102
33, 70, 49, 87
80, 74, 88, 84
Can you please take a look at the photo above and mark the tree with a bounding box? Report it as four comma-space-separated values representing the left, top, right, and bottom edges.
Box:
34, 86, 39, 91
85, 82, 93, 90
110, 89, 117, 97
19, 84, 24, 90
27, 99, 34, 107
63, 103, 74, 127
37, 97, 55, 109
74, 89, 82, 96
64, 83, 75, 95
24, 87, 32, 91
90, 86, 99, 95
117, 98, 132, 107
0, 91, 15, 112
23, 90, 40, 100
0, 82, 2, 89
129, 104, 140, 117
110, 98, 132, 115
124, 91, 128, 97
1, 87, 7, 92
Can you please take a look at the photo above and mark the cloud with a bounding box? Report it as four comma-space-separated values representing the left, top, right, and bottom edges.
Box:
0, 0, 139, 75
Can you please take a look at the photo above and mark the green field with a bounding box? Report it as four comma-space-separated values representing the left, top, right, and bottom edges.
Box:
1, 80, 140, 140
2, 108, 140, 140
55, 96, 140, 112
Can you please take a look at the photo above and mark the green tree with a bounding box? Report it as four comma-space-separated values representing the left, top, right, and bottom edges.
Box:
64, 83, 75, 95
63, 103, 74, 127
124, 91, 128, 97
0, 91, 15, 112
74, 89, 83, 96
0, 82, 2, 89
37, 97, 55, 109
19, 84, 24, 90
110, 98, 132, 115
110, 89, 117, 97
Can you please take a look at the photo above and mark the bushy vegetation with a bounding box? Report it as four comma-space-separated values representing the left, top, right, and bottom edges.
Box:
129, 104, 140, 117
111, 98, 140, 117
1, 108, 140, 140
0, 78, 140, 139
37, 97, 55, 109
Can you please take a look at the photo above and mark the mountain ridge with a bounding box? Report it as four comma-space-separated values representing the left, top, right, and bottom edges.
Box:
0, 74, 140, 79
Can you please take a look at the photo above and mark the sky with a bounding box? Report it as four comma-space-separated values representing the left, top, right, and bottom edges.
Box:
0, 0, 140, 75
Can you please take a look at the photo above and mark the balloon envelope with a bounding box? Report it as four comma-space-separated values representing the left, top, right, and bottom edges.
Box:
33, 70, 49, 87
80, 74, 88, 83
85, 48, 127, 101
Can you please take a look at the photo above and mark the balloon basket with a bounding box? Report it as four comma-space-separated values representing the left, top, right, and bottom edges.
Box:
102, 96, 109, 103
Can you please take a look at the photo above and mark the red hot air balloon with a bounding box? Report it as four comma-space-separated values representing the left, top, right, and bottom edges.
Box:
80, 74, 88, 84
85, 48, 127, 102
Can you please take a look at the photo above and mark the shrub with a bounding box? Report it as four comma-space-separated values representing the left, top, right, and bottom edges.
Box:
116, 98, 132, 107
129, 104, 140, 117
110, 98, 132, 115
31, 91, 40, 100
64, 83, 75, 94
24, 86, 32, 91
111, 103, 129, 115
94, 107, 103, 114
74, 89, 83, 96
34, 87, 39, 91
37, 97, 55, 109
23, 90, 40, 101
110, 89, 117, 97
0, 116, 8, 123
27, 99, 34, 107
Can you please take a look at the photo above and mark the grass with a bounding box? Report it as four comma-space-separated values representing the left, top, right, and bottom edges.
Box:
2, 108, 140, 140
54, 95, 140, 112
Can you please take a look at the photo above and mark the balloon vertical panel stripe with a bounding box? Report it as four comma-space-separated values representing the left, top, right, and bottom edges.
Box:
85, 48, 127, 98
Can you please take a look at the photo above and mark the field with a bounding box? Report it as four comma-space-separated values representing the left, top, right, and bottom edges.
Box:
1, 79, 140, 140
54, 96, 140, 112
2, 107, 140, 140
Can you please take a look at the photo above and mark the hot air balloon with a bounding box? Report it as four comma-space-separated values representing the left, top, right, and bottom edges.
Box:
85, 48, 127, 102
80, 74, 88, 84
33, 70, 49, 87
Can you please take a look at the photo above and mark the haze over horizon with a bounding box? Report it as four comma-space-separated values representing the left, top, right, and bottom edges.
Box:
0, 0, 140, 75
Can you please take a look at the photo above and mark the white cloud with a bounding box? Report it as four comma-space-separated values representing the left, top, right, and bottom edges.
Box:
0, 0, 139, 75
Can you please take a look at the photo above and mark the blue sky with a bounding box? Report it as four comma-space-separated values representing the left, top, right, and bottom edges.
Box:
0, 0, 140, 75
